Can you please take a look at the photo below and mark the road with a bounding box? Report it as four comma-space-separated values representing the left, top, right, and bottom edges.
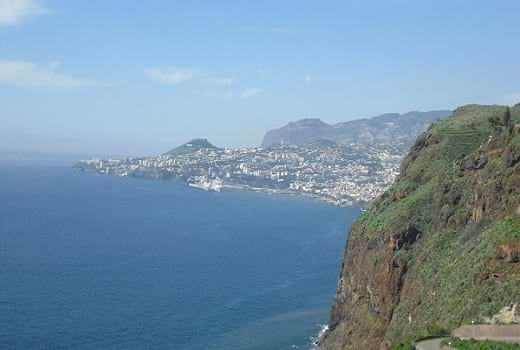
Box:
414, 338, 445, 350
414, 325, 520, 349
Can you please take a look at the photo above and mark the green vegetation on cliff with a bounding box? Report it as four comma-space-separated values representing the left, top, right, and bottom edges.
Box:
319, 104, 520, 350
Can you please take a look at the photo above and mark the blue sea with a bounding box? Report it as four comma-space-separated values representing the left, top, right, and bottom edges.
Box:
0, 159, 360, 350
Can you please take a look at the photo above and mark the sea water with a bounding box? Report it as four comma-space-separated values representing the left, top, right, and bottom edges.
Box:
0, 162, 360, 350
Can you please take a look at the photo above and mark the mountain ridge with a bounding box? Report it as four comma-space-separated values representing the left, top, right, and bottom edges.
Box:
261, 110, 452, 151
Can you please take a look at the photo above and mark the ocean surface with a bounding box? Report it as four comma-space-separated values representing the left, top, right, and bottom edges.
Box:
0, 162, 360, 350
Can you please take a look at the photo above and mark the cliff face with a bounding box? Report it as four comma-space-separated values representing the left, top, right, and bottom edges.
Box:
319, 104, 520, 350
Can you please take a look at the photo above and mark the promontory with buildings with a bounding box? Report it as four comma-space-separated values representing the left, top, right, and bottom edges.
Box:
75, 110, 451, 206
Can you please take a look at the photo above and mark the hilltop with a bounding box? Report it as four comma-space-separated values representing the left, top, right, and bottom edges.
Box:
163, 138, 219, 156
262, 118, 330, 146
319, 104, 520, 349
261, 110, 452, 151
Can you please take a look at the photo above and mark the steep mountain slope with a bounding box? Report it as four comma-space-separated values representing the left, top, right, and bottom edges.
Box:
319, 104, 520, 350
261, 111, 452, 152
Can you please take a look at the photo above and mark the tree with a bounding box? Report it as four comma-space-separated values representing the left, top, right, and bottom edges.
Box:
502, 106, 511, 127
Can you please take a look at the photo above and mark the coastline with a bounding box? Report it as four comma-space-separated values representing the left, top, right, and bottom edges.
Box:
221, 183, 364, 208
310, 324, 329, 350
75, 167, 366, 208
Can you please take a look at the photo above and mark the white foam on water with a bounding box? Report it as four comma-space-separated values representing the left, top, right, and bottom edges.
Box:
309, 324, 329, 349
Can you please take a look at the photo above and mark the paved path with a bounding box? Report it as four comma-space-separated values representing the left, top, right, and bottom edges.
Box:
414, 325, 520, 349
414, 338, 444, 350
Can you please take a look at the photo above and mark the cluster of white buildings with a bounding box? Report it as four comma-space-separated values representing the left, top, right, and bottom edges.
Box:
77, 142, 404, 206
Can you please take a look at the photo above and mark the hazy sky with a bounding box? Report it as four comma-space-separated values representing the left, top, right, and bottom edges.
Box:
1, 0, 519, 155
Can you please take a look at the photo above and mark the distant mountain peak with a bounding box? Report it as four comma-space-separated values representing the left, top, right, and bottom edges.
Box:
289, 118, 329, 127
164, 138, 218, 156
184, 138, 216, 147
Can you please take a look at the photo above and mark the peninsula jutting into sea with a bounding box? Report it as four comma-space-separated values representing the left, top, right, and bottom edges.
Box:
75, 110, 451, 206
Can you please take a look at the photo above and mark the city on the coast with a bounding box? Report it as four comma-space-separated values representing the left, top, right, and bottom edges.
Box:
76, 138, 403, 206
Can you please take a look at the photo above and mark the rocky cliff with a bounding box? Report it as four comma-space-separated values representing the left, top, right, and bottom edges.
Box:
319, 104, 520, 350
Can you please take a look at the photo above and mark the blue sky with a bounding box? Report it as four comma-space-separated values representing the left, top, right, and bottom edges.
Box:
1, 0, 519, 155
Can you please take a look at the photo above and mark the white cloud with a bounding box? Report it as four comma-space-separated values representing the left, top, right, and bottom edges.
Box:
48, 61, 60, 70
145, 66, 235, 88
304, 73, 312, 85
240, 88, 262, 99
144, 66, 196, 85
0, 59, 102, 88
503, 92, 520, 106
0, 0, 50, 26
147, 65, 261, 100
195, 87, 262, 101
